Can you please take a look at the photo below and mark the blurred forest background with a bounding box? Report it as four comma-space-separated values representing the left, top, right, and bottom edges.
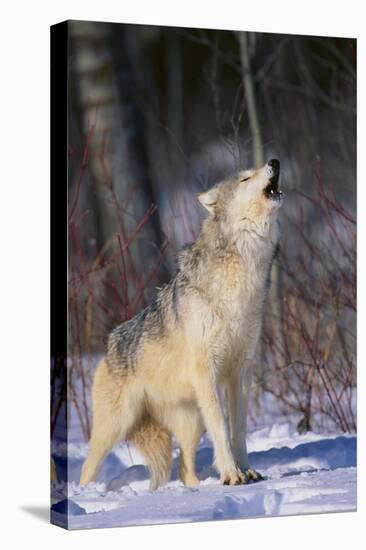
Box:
54, 21, 356, 441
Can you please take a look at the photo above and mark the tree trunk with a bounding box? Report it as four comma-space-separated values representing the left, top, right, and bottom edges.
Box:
238, 32, 264, 168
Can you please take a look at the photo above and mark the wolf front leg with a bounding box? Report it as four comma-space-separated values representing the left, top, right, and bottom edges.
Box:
194, 364, 246, 485
226, 363, 263, 482
165, 406, 204, 486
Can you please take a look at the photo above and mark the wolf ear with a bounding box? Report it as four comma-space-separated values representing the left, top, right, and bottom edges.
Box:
197, 187, 219, 215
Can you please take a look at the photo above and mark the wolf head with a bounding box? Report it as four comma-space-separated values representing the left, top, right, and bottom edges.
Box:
198, 159, 283, 245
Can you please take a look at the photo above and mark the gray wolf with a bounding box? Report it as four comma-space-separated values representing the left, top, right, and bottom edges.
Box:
80, 159, 283, 488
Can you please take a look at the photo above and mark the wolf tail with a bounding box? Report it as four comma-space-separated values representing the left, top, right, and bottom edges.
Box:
129, 416, 172, 489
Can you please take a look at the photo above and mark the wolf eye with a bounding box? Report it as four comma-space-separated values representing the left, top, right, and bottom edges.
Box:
240, 177, 250, 182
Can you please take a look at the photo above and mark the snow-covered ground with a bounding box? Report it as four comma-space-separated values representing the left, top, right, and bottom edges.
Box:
51, 386, 356, 529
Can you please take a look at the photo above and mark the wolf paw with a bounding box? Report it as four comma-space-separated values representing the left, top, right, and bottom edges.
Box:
221, 469, 246, 486
242, 468, 264, 482
182, 474, 200, 487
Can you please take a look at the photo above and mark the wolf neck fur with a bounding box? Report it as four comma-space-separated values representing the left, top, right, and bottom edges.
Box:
198, 215, 278, 275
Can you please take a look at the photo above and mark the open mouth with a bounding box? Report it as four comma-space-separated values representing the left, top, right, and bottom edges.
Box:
263, 161, 283, 201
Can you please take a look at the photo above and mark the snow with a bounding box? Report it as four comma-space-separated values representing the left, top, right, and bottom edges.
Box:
51, 400, 356, 530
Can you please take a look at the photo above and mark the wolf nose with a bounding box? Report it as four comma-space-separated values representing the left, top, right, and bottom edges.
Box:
268, 159, 280, 172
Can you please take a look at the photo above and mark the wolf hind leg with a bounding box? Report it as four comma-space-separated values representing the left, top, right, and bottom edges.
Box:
79, 415, 122, 485
80, 360, 143, 485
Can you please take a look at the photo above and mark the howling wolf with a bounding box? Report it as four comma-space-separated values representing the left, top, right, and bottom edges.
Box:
80, 159, 283, 488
